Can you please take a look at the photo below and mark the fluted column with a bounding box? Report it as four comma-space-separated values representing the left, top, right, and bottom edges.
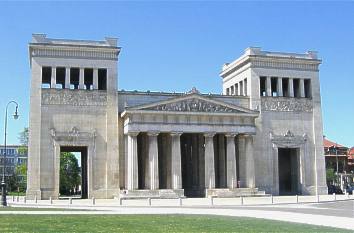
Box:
127, 132, 139, 190
266, 77, 272, 96
147, 132, 159, 190
93, 68, 98, 90
277, 77, 283, 97
288, 78, 294, 97
204, 133, 215, 189
65, 67, 70, 89
300, 79, 305, 98
51, 67, 56, 88
245, 135, 255, 188
171, 132, 182, 189
226, 134, 237, 189
79, 68, 85, 89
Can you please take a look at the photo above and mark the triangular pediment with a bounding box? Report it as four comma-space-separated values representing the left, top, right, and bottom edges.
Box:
126, 93, 258, 115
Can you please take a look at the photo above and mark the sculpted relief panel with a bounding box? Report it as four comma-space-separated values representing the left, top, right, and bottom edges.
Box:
42, 89, 107, 106
261, 97, 313, 112
143, 98, 240, 113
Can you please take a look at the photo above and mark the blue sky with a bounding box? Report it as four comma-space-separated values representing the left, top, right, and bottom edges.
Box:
0, 1, 353, 147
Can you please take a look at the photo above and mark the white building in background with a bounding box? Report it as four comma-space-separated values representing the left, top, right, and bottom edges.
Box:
26, 34, 327, 199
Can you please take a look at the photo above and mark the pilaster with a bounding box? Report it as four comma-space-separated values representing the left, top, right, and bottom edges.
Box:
127, 132, 139, 190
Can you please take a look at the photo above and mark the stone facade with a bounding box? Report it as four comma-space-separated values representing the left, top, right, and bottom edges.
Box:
27, 35, 327, 200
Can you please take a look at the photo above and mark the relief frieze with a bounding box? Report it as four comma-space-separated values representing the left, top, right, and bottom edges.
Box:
261, 97, 312, 112
42, 89, 107, 106
144, 98, 240, 113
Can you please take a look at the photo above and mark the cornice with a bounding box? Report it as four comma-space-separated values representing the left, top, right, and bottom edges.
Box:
221, 55, 321, 78
29, 44, 120, 63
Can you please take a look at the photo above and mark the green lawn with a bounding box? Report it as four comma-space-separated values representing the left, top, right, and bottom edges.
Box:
0, 214, 349, 233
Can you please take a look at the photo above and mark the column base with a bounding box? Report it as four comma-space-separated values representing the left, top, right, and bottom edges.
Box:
206, 188, 266, 197
26, 189, 42, 200
302, 185, 328, 195
118, 189, 184, 199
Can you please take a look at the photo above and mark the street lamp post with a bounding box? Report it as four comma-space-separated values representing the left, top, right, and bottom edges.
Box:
1, 101, 19, 207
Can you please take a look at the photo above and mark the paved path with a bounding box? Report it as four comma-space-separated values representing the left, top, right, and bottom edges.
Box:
4, 200, 354, 230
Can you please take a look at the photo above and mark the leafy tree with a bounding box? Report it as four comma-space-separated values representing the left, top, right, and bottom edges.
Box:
7, 164, 27, 192
17, 127, 29, 155
326, 168, 336, 185
60, 152, 81, 196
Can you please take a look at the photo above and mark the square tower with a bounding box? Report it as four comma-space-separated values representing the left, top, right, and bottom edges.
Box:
27, 34, 121, 199
221, 47, 327, 195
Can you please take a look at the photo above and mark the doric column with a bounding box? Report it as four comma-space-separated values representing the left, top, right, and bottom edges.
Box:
51, 67, 56, 88
65, 67, 70, 89
79, 68, 85, 89
300, 79, 305, 98
93, 68, 98, 90
147, 132, 159, 190
127, 132, 139, 190
266, 77, 272, 96
245, 135, 255, 188
204, 133, 215, 189
171, 132, 182, 189
288, 78, 294, 97
277, 77, 283, 97
226, 134, 237, 189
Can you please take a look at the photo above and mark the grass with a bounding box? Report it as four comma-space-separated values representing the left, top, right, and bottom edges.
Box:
0, 214, 350, 232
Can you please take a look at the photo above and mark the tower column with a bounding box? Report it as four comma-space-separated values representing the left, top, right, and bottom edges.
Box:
51, 67, 56, 88
204, 133, 215, 189
171, 132, 182, 189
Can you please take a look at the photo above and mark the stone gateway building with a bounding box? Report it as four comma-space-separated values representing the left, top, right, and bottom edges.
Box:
26, 34, 327, 200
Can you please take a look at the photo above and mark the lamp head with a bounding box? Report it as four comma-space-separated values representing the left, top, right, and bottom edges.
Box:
13, 106, 19, 120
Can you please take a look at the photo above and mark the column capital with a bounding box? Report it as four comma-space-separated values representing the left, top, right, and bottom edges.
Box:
204, 132, 216, 138
147, 131, 160, 137
225, 133, 237, 138
126, 131, 139, 137
170, 132, 183, 137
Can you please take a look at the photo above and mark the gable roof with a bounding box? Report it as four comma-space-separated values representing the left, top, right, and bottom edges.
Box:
122, 92, 258, 117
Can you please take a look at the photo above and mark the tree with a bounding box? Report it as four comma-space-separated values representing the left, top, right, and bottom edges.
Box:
60, 152, 81, 196
7, 164, 27, 192
326, 168, 336, 185
17, 127, 29, 155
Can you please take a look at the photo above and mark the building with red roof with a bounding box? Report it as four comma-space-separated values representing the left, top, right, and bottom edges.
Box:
323, 137, 349, 173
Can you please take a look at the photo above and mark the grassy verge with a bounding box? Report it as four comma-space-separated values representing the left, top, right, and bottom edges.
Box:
0, 214, 349, 232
